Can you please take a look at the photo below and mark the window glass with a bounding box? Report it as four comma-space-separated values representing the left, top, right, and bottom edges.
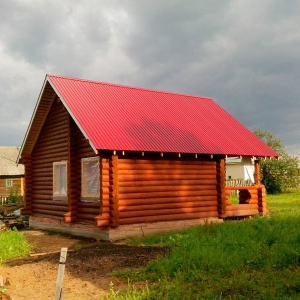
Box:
5, 179, 13, 188
53, 161, 67, 198
82, 157, 100, 199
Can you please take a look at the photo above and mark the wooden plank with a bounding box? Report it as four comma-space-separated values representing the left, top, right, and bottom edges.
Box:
55, 248, 68, 300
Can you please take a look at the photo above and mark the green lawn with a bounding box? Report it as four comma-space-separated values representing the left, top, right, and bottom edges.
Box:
0, 228, 31, 264
108, 191, 300, 299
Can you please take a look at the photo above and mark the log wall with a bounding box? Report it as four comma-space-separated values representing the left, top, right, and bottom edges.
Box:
29, 98, 70, 219
113, 158, 219, 225
71, 119, 104, 224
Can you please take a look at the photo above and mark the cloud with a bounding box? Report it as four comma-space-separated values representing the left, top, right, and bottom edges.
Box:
0, 0, 299, 156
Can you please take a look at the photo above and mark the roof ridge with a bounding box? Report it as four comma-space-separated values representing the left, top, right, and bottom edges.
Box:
47, 74, 212, 101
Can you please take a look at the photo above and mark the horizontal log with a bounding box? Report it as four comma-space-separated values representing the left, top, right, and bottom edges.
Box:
117, 174, 217, 182
119, 202, 218, 212
248, 200, 258, 205
101, 187, 110, 195
31, 177, 52, 183
77, 202, 100, 208
119, 198, 217, 207
32, 203, 69, 210
118, 184, 217, 194
76, 213, 99, 220
118, 179, 216, 187
29, 194, 52, 201
32, 155, 68, 163
32, 208, 66, 216
117, 163, 216, 171
118, 190, 218, 200
100, 199, 110, 207
29, 161, 52, 168
119, 159, 216, 166
32, 167, 53, 174
118, 211, 218, 225
119, 206, 217, 218
118, 169, 217, 176
77, 212, 110, 220
226, 204, 258, 211
225, 209, 259, 217
77, 205, 99, 212
95, 218, 110, 227
32, 155, 68, 166
32, 185, 53, 191
33, 139, 69, 152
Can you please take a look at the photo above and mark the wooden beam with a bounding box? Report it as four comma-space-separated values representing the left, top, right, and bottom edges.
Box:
254, 159, 261, 184
216, 157, 226, 218
109, 155, 119, 227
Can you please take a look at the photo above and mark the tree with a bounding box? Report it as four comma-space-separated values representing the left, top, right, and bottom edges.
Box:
253, 129, 300, 193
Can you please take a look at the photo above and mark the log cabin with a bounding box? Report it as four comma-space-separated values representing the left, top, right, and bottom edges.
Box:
18, 75, 278, 240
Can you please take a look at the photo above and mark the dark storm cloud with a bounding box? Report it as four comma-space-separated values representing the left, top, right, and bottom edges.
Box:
0, 0, 299, 156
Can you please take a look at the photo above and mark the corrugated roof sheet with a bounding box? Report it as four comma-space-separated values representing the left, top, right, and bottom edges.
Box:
0, 147, 24, 176
36, 75, 278, 157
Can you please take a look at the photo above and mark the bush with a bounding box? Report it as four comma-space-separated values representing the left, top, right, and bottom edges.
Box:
261, 154, 300, 193
253, 129, 300, 193
8, 187, 20, 204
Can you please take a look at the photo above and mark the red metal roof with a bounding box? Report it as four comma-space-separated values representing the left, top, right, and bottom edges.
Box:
46, 74, 278, 157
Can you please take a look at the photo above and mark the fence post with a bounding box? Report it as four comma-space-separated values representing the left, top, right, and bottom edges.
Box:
55, 247, 68, 300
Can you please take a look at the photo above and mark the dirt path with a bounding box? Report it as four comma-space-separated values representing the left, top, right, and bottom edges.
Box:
0, 230, 167, 300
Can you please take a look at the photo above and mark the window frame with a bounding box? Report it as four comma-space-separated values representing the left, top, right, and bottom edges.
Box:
53, 161, 68, 200
5, 178, 13, 188
81, 157, 100, 202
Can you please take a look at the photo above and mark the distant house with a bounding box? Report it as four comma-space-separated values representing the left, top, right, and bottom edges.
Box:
226, 156, 255, 182
18, 75, 278, 240
0, 147, 24, 199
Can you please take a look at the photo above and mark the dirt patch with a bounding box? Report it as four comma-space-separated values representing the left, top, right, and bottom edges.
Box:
0, 230, 168, 300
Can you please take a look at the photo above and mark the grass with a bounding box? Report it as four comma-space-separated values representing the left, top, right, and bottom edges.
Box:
107, 191, 300, 299
0, 228, 31, 264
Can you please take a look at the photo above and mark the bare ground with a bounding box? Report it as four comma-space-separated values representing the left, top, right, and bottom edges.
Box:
0, 230, 167, 300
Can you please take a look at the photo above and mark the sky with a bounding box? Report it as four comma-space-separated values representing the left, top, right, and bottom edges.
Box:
0, 0, 299, 157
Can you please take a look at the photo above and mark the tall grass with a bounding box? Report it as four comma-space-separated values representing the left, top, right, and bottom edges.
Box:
0, 228, 31, 264
108, 191, 300, 299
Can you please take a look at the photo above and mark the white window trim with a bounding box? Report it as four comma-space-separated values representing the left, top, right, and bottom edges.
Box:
81, 157, 100, 200
53, 161, 68, 199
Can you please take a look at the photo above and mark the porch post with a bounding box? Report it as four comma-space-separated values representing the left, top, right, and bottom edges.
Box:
109, 155, 119, 227
254, 159, 261, 184
216, 156, 226, 218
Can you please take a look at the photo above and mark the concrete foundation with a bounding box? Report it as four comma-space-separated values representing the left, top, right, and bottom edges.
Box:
29, 216, 223, 242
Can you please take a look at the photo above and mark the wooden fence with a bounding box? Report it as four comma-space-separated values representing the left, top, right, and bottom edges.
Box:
0, 196, 24, 205
226, 179, 253, 195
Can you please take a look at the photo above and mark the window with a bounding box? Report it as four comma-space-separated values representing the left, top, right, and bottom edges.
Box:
53, 161, 67, 199
5, 179, 13, 188
81, 157, 100, 200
